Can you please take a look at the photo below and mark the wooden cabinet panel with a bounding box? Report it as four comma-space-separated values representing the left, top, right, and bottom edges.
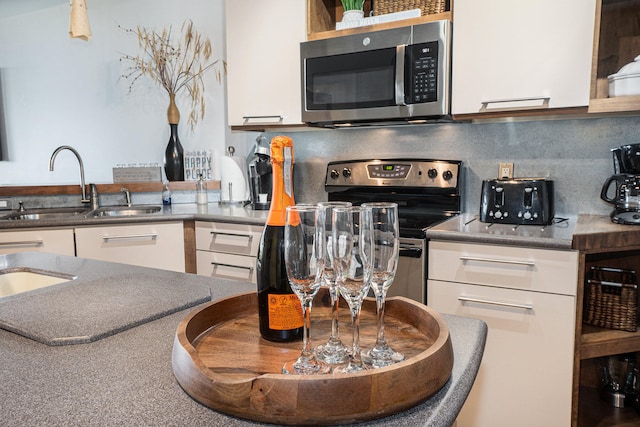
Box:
452, 0, 597, 116
225, 0, 306, 127
195, 221, 263, 284
0, 228, 75, 256
429, 240, 578, 296
428, 278, 575, 426
75, 222, 185, 272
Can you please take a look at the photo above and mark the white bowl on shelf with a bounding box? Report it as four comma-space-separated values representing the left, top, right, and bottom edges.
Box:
608, 55, 640, 97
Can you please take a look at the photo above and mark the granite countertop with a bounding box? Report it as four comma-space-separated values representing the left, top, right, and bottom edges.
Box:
0, 203, 269, 229
427, 213, 577, 250
0, 252, 487, 427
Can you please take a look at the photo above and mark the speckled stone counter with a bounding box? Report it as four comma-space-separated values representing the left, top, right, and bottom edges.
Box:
427, 213, 577, 249
0, 252, 487, 427
0, 203, 268, 229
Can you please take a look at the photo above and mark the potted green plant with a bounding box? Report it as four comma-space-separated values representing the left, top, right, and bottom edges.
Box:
341, 0, 365, 21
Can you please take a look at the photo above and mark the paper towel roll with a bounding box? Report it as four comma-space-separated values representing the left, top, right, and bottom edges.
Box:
220, 155, 249, 203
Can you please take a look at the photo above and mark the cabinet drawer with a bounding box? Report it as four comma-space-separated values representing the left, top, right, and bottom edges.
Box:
195, 221, 262, 256
0, 228, 75, 256
196, 250, 256, 284
429, 240, 578, 295
75, 222, 185, 272
428, 279, 575, 426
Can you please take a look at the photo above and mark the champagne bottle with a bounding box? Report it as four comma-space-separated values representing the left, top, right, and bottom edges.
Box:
256, 136, 303, 342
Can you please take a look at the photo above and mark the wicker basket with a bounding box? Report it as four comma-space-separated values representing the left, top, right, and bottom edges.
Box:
584, 266, 638, 332
373, 0, 447, 16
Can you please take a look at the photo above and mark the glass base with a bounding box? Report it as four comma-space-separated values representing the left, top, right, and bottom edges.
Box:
314, 339, 350, 365
361, 345, 405, 368
333, 359, 368, 374
282, 357, 331, 375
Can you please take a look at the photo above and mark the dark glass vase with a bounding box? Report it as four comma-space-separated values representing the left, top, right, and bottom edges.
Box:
164, 123, 184, 181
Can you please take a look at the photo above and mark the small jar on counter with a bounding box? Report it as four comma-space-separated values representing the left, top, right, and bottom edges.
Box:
196, 174, 208, 205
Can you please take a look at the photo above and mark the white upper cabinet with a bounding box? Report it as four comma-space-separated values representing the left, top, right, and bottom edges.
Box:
225, 0, 307, 127
452, 0, 597, 116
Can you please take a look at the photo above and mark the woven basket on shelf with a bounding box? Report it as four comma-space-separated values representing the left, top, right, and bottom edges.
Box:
373, 0, 447, 16
584, 266, 638, 332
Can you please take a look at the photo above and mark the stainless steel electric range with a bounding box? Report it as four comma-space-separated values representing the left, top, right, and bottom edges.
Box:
325, 158, 462, 304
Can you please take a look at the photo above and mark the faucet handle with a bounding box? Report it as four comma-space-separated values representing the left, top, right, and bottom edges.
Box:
18, 201, 25, 212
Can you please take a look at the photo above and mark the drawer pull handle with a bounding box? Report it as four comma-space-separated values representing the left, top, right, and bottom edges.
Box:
242, 115, 284, 123
102, 233, 158, 241
458, 296, 533, 310
210, 231, 253, 243
459, 255, 535, 267
480, 96, 550, 111
211, 262, 254, 273
0, 240, 44, 247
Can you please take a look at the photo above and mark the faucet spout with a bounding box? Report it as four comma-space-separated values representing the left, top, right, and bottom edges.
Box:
49, 145, 89, 203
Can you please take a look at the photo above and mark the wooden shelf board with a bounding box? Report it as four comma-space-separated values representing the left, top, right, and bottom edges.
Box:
307, 12, 453, 41
581, 323, 640, 359
588, 96, 640, 114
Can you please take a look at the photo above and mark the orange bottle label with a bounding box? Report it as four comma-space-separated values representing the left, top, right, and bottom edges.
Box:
267, 293, 304, 330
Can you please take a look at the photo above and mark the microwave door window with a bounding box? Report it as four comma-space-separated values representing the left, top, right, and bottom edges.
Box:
306, 48, 396, 110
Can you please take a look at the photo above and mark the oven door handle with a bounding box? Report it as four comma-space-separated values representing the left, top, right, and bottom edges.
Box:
395, 44, 407, 106
399, 245, 422, 258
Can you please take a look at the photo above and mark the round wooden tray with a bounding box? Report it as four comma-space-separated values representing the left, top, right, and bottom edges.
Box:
172, 289, 453, 425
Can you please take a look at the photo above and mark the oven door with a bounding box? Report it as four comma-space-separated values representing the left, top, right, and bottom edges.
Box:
385, 236, 426, 304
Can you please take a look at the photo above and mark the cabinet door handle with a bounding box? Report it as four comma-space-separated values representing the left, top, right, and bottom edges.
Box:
102, 233, 158, 241
459, 255, 535, 267
480, 96, 550, 112
458, 295, 533, 310
210, 262, 254, 274
210, 231, 253, 243
0, 240, 44, 247
242, 115, 284, 123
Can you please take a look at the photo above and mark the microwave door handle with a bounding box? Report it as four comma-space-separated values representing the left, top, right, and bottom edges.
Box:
395, 44, 406, 106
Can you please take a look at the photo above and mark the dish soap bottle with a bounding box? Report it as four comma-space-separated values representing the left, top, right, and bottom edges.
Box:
256, 135, 303, 342
162, 182, 172, 205
196, 174, 208, 205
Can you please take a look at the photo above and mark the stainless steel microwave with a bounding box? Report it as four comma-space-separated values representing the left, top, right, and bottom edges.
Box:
300, 20, 451, 127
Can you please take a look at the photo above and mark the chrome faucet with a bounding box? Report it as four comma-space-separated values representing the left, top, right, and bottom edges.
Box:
49, 145, 91, 204
121, 187, 131, 207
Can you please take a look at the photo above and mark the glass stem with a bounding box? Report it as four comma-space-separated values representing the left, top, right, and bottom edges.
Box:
351, 304, 362, 361
301, 298, 313, 358
330, 285, 340, 341
374, 291, 387, 347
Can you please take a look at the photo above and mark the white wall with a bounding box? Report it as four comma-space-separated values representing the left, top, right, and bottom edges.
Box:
0, 0, 253, 185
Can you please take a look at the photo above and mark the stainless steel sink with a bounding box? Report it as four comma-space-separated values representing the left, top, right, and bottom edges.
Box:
2, 207, 89, 221
88, 205, 162, 217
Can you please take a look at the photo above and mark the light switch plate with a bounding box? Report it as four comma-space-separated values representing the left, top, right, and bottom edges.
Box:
0, 199, 10, 210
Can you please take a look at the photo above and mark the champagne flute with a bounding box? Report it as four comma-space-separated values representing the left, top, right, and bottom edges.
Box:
332, 206, 373, 373
361, 202, 405, 368
282, 204, 329, 375
314, 201, 352, 365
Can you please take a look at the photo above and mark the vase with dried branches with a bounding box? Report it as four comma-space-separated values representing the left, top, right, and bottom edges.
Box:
119, 21, 225, 181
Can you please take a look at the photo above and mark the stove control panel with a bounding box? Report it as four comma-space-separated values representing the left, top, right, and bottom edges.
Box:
325, 159, 460, 189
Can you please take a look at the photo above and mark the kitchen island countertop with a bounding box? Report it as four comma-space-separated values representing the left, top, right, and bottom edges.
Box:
0, 252, 486, 427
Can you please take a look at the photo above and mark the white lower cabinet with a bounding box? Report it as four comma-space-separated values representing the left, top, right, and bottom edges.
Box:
195, 221, 262, 284
75, 222, 185, 272
428, 240, 578, 427
0, 228, 75, 256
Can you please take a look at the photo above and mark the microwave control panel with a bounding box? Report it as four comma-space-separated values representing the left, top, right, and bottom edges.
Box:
407, 41, 438, 104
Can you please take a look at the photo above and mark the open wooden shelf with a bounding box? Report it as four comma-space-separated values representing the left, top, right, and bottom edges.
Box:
578, 386, 639, 426
307, 0, 452, 40
589, 0, 640, 114
581, 324, 640, 360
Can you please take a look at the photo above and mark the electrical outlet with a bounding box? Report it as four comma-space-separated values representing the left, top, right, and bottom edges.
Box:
499, 163, 514, 179
0, 199, 10, 210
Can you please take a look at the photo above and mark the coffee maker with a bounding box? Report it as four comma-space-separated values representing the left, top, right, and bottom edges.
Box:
246, 135, 272, 210
601, 144, 640, 225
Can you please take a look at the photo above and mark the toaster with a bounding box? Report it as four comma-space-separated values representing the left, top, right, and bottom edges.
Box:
479, 178, 555, 225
